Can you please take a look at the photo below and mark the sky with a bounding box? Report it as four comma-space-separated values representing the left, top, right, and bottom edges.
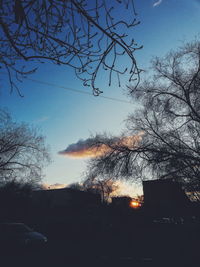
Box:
1, 0, 200, 196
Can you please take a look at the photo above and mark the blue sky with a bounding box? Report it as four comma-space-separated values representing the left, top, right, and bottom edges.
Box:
1, 0, 200, 194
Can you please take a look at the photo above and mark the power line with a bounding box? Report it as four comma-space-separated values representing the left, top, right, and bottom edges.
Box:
27, 77, 133, 104
0, 71, 133, 104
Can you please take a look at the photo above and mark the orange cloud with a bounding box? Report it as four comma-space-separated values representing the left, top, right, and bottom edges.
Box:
59, 133, 144, 159
61, 144, 111, 158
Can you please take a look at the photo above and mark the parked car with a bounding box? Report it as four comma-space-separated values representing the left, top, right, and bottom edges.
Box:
0, 222, 47, 249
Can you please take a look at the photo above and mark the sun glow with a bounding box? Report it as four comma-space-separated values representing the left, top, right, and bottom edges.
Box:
130, 200, 141, 209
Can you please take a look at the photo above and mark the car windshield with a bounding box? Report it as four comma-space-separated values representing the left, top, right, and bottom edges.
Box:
0, 224, 33, 233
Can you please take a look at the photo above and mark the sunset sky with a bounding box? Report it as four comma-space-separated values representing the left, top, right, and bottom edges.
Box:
1, 0, 200, 195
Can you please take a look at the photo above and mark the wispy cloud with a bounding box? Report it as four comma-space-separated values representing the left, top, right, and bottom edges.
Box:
59, 133, 144, 159
153, 0, 162, 7
34, 116, 49, 123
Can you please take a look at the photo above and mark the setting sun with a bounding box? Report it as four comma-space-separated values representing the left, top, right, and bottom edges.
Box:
130, 200, 141, 209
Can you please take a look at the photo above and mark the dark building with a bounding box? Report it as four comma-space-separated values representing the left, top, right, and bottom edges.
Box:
143, 179, 192, 218
31, 188, 101, 223
32, 187, 101, 209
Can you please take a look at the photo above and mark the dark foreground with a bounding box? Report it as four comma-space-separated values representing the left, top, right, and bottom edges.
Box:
1, 221, 199, 267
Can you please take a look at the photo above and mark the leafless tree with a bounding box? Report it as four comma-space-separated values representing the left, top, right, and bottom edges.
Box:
82, 175, 119, 202
0, 109, 50, 184
68, 176, 118, 202
86, 41, 200, 195
86, 133, 144, 180
0, 0, 142, 96
68, 182, 83, 191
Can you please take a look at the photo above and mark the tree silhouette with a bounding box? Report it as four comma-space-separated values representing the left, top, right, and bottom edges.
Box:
86, 41, 200, 193
83, 175, 119, 202
0, 109, 50, 184
68, 177, 118, 202
0, 0, 142, 96
0, 180, 35, 221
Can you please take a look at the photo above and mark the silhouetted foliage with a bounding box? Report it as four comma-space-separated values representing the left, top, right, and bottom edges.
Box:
68, 182, 84, 191
0, 0, 142, 96
0, 180, 34, 220
83, 176, 119, 202
0, 109, 50, 184
86, 41, 200, 194
68, 178, 118, 202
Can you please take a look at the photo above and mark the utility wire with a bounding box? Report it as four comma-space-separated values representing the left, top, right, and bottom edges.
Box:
1, 71, 133, 104
27, 77, 133, 104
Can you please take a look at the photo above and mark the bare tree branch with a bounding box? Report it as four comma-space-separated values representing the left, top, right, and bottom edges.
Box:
0, 0, 142, 96
0, 109, 50, 184
86, 41, 200, 195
